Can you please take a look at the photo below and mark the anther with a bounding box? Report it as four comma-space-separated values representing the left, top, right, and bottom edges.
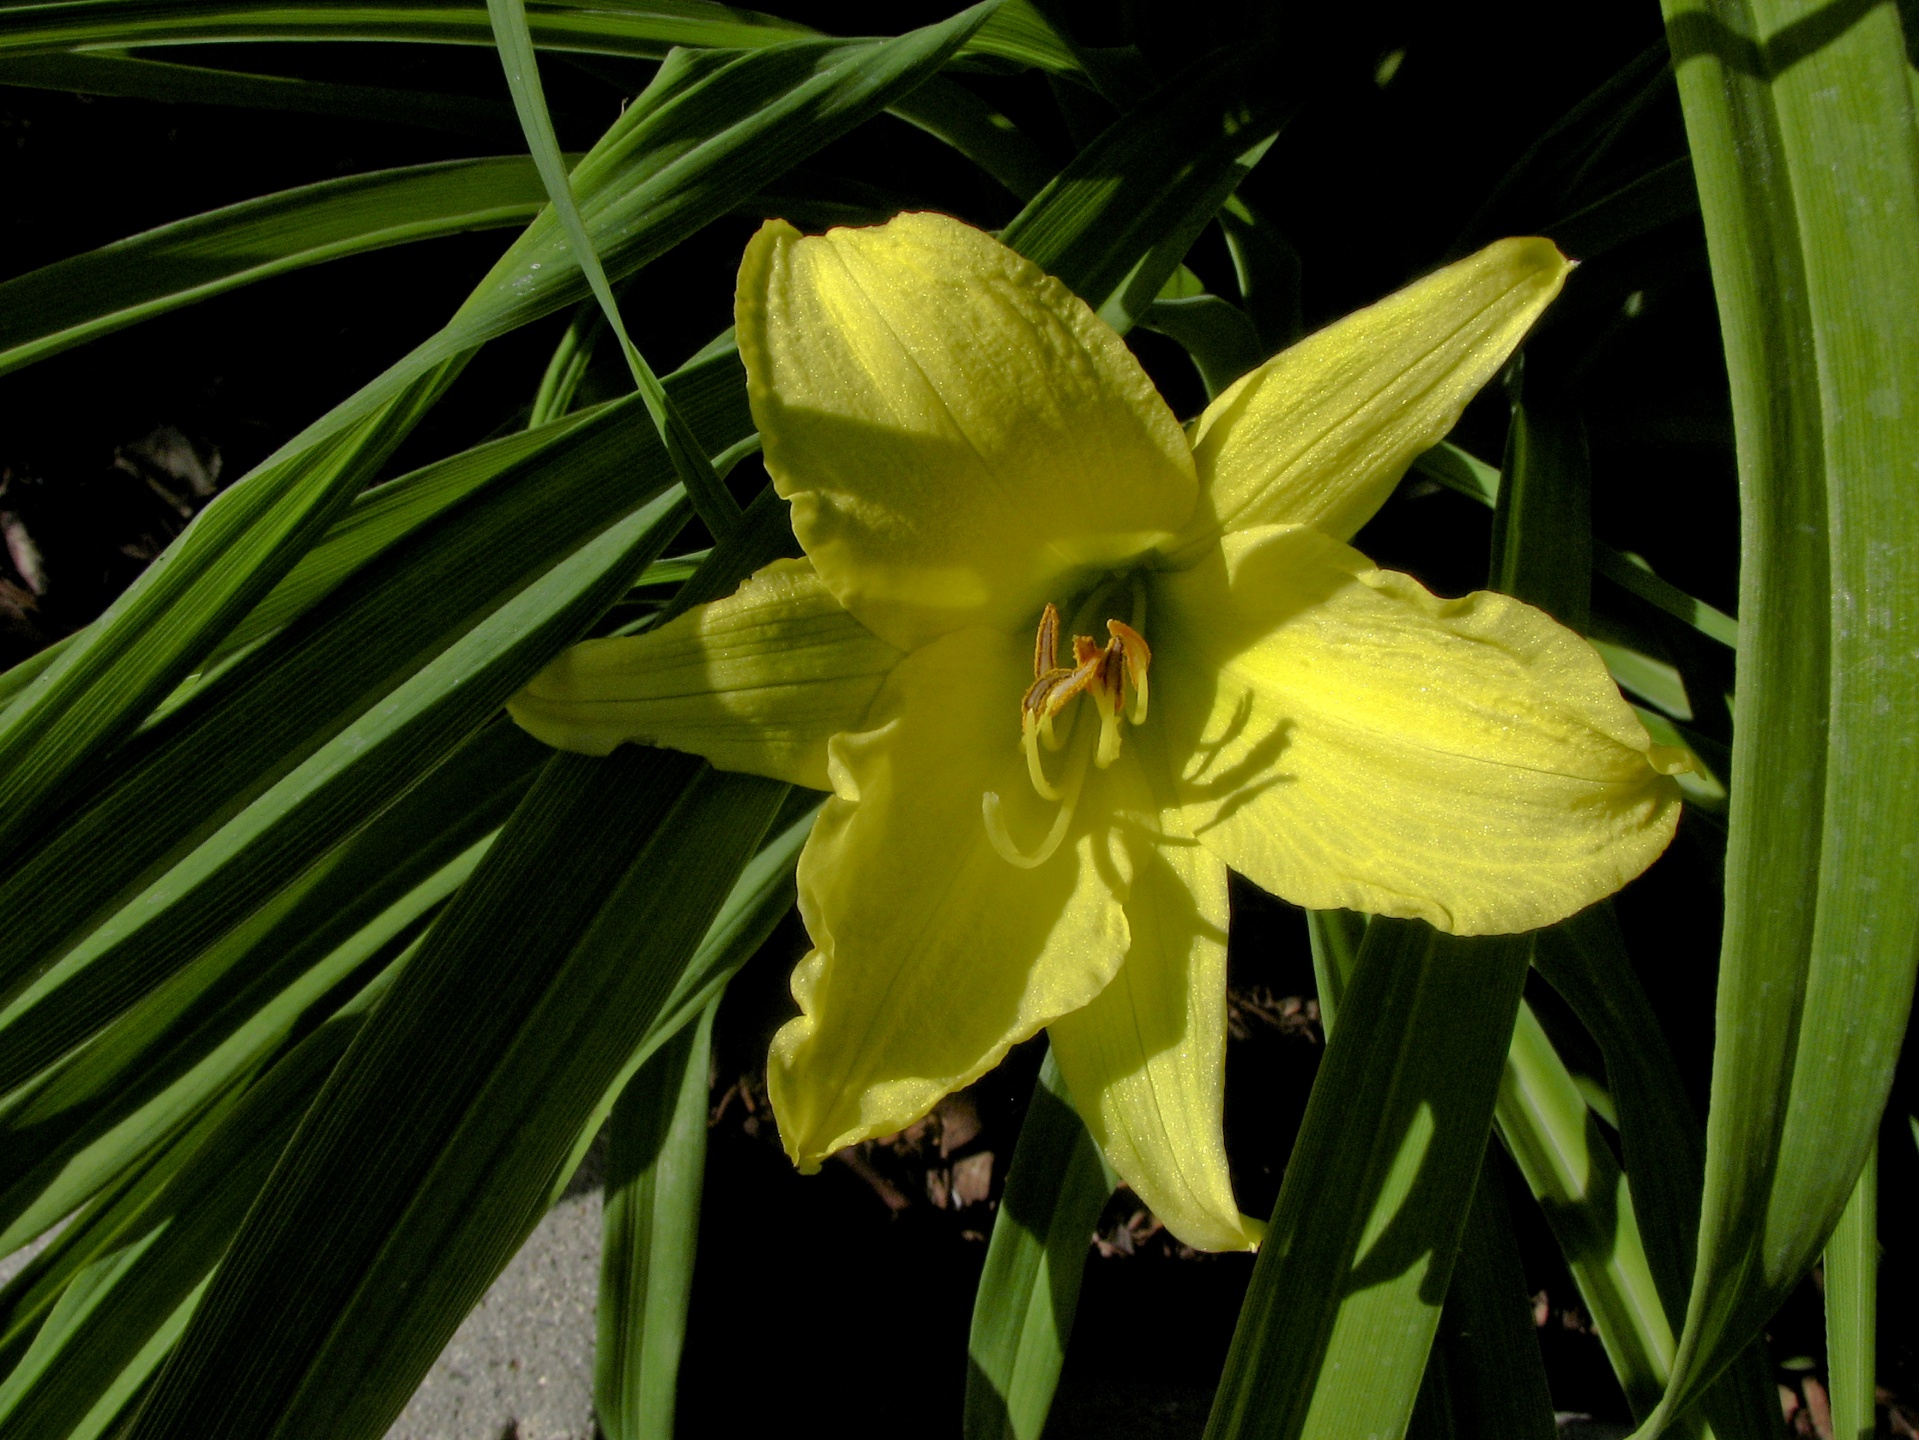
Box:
1033, 603, 1060, 680
997, 600, 1155, 866
1108, 619, 1151, 725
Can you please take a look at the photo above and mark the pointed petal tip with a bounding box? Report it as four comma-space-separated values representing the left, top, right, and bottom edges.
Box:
1185, 235, 1575, 545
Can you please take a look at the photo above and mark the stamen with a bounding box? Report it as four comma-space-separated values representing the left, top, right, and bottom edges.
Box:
1108, 619, 1151, 726
1011, 598, 1152, 809
1092, 643, 1125, 768
983, 789, 1074, 868
1033, 603, 1060, 679
1021, 715, 1061, 801
984, 724, 1093, 868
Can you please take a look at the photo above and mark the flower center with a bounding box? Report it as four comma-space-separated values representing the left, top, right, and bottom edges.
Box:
981, 584, 1152, 869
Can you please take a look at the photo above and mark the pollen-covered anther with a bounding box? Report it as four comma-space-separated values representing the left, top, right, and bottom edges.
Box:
1107, 619, 1150, 725
1018, 604, 1152, 793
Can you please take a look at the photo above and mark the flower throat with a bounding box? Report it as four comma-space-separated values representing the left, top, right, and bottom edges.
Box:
983, 580, 1152, 869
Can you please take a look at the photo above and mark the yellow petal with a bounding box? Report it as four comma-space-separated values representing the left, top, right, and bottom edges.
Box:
507, 558, 901, 789
737, 212, 1196, 651
768, 625, 1150, 1164
1048, 812, 1262, 1253
1152, 526, 1681, 935
1175, 238, 1570, 550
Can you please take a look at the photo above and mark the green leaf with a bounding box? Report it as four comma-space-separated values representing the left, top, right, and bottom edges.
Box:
1532, 911, 1784, 1440
960, 0, 1083, 75
1450, 41, 1674, 254
1204, 920, 1532, 1440
0, 50, 518, 136
1593, 549, 1738, 651
0, 637, 73, 718
1496, 1000, 1675, 1421
485, 0, 743, 536
0, 13, 986, 872
1642, 2, 1919, 1426
1823, 1142, 1876, 1440
0, 721, 542, 1255
1412, 441, 1739, 652
0, 999, 368, 1440
1413, 1156, 1556, 1440
604, 794, 815, 1102
0, 360, 460, 864
1546, 158, 1702, 260
529, 300, 608, 429
998, 40, 1293, 328
0, 452, 693, 1079
889, 74, 1056, 201
1138, 293, 1266, 400
964, 1049, 1116, 1440
1217, 193, 1304, 350
211, 342, 740, 668
595, 996, 718, 1440
539, 790, 815, 1205
1304, 907, 1365, 1035
0, 1, 812, 60
1490, 377, 1592, 631
0, 786, 806, 1432
0, 158, 551, 377
1313, 911, 1552, 1440
124, 754, 788, 1440
0, 344, 742, 1085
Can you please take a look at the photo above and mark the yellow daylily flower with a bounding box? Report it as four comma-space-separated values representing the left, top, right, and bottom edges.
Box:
511, 213, 1685, 1253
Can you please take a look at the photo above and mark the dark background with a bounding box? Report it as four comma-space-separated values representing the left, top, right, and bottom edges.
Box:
2, 1, 1909, 1433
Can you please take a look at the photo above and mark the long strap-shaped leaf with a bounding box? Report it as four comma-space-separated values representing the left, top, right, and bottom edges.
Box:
595, 996, 718, 1440
0, 484, 688, 1098
1314, 910, 1554, 1440
0, 795, 812, 1437
1496, 1001, 1678, 1422
1413, 1154, 1556, 1440
0, 49, 519, 134
0, 360, 457, 863
485, 0, 739, 537
964, 1049, 1116, 1440
1823, 1143, 1876, 1440
0, 12, 986, 870
0, 156, 552, 376
0, 722, 543, 1255
0, 0, 812, 58
0, 0, 1075, 74
0, 999, 369, 1440
1204, 920, 1532, 1440
541, 791, 816, 1207
1483, 310, 1768, 1440
122, 754, 787, 1440
1639, 3, 1919, 1428
1532, 914, 1783, 1440
1000, 38, 1292, 333
0, 352, 741, 1031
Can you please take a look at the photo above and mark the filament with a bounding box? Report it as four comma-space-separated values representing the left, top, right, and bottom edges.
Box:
985, 725, 1093, 868
1022, 719, 1062, 801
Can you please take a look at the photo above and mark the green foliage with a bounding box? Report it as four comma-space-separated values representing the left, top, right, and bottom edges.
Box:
0, 1, 1911, 1436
